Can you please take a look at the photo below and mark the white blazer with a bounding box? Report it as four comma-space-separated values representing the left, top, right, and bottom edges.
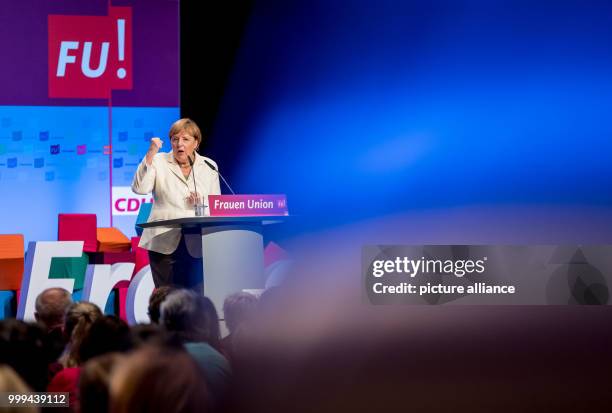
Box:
131, 151, 221, 254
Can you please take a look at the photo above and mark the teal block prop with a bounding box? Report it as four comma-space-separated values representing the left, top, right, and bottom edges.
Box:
135, 202, 153, 236
72, 289, 83, 301
49, 253, 89, 290
0, 290, 15, 319
104, 290, 116, 315
70, 289, 115, 316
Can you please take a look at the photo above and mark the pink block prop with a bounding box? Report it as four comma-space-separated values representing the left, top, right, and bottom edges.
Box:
58, 214, 97, 252
264, 241, 289, 268
117, 287, 128, 323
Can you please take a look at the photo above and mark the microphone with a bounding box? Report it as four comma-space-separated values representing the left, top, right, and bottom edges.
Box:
188, 153, 199, 203
204, 159, 236, 195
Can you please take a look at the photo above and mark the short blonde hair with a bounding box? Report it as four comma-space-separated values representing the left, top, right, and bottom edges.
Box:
168, 118, 202, 148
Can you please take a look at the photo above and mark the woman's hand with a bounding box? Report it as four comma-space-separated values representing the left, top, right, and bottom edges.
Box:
187, 191, 202, 206
145, 137, 163, 165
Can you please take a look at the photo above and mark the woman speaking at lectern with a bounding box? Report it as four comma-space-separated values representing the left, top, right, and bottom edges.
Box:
131, 118, 221, 288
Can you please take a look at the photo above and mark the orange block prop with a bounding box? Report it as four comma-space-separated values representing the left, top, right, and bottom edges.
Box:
96, 228, 131, 253
0, 234, 25, 290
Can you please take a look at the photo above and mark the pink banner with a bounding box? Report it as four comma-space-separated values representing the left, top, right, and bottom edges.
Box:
208, 195, 288, 217
48, 7, 133, 98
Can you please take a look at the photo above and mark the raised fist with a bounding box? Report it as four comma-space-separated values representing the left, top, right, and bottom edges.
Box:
145, 137, 163, 165
149, 137, 163, 153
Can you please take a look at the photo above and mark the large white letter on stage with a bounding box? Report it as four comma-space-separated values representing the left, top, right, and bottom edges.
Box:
17, 241, 152, 325
17, 241, 81, 321
82, 262, 135, 312
126, 265, 154, 325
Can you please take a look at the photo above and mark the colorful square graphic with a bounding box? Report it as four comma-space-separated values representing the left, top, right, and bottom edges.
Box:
48, 7, 133, 98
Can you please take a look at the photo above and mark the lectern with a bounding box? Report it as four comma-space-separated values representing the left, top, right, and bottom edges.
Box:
139, 216, 287, 311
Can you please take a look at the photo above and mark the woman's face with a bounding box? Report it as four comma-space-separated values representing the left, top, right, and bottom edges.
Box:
171, 130, 198, 165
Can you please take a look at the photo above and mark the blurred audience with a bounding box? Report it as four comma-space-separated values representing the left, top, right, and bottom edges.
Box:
34, 287, 73, 332
130, 323, 182, 350
2, 278, 611, 413
0, 319, 50, 391
34, 288, 73, 375
60, 302, 103, 368
79, 353, 124, 413
48, 302, 102, 411
147, 286, 175, 324
161, 289, 231, 406
222, 292, 258, 360
0, 365, 39, 413
109, 346, 210, 413
78, 316, 132, 363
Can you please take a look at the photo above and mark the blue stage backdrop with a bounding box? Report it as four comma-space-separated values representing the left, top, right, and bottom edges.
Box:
210, 0, 612, 243
0, 1, 179, 244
